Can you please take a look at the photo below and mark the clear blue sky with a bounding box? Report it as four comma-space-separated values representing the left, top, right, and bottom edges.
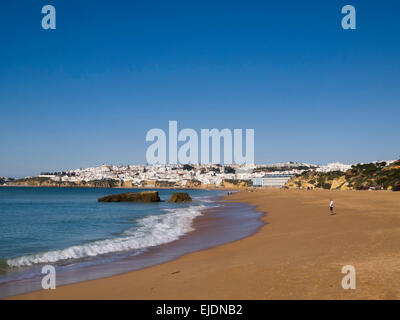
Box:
0, 0, 399, 177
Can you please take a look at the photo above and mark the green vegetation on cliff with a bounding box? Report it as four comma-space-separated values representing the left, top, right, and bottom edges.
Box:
223, 179, 253, 187
286, 160, 400, 191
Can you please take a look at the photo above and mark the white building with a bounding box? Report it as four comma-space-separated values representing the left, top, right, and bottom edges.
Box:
316, 162, 351, 173
253, 174, 293, 188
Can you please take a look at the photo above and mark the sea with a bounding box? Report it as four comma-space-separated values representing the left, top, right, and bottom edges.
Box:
0, 187, 263, 298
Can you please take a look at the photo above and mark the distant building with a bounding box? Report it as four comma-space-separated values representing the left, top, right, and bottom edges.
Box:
253, 174, 293, 188
38, 174, 56, 178
316, 162, 351, 172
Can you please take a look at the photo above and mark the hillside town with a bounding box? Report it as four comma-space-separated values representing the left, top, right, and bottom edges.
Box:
0, 161, 364, 188
37, 162, 341, 186
1, 160, 398, 189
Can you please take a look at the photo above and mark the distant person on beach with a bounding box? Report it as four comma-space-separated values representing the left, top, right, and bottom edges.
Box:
329, 199, 334, 215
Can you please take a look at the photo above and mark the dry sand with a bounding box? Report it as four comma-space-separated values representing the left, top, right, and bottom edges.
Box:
9, 189, 400, 300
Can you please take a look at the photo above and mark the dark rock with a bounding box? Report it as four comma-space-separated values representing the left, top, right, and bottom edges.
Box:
168, 192, 192, 203
98, 191, 161, 203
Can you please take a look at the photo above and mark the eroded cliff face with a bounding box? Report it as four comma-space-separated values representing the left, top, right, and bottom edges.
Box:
121, 180, 133, 188
285, 173, 350, 190
221, 179, 253, 189
7, 178, 253, 189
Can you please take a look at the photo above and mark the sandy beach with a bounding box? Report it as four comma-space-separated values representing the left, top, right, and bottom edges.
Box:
9, 189, 400, 300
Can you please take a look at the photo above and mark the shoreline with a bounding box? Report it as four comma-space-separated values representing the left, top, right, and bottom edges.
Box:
8, 188, 400, 299
0, 191, 263, 299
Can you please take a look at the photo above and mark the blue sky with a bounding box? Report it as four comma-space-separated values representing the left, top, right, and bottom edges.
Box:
0, 0, 399, 177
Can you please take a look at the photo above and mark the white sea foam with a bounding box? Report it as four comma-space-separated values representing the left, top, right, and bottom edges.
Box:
194, 196, 218, 204
7, 205, 206, 267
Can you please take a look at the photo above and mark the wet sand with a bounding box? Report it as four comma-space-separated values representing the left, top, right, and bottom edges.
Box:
9, 189, 400, 299
0, 199, 262, 298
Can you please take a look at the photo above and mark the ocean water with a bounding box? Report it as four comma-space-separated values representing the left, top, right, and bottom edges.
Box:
0, 187, 263, 298
0, 188, 219, 271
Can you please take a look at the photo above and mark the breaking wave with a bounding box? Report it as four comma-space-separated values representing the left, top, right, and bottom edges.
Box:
7, 205, 205, 267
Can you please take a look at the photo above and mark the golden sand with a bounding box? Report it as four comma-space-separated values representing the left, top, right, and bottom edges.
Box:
10, 189, 400, 300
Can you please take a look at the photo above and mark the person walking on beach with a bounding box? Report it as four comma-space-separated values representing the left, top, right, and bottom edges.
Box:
329, 199, 334, 215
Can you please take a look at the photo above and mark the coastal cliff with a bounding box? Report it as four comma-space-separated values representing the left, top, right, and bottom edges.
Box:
9, 177, 121, 188
221, 179, 253, 189
7, 177, 252, 189
285, 160, 400, 191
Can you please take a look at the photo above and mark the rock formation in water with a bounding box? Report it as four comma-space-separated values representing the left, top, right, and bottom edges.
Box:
98, 191, 161, 202
168, 192, 192, 203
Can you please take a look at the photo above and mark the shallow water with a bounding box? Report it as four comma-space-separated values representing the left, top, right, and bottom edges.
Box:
0, 187, 263, 298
